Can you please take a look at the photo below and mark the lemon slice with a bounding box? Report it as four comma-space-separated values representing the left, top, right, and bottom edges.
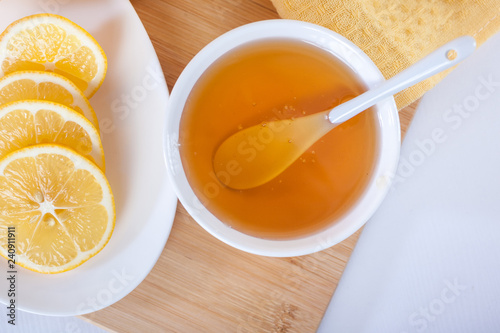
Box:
0, 144, 115, 274
0, 71, 99, 130
0, 13, 107, 98
0, 100, 105, 170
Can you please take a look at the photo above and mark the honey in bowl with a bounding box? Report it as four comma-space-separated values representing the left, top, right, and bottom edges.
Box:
179, 38, 378, 239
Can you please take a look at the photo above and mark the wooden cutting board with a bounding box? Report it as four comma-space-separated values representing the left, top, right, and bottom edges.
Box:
83, 0, 418, 331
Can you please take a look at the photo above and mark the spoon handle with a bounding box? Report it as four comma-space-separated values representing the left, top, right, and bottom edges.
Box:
328, 36, 476, 124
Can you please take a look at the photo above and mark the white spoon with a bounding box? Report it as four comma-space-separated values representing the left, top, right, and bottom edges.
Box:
214, 36, 476, 190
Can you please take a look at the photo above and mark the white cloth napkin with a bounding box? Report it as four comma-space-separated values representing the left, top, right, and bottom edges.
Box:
318, 31, 500, 333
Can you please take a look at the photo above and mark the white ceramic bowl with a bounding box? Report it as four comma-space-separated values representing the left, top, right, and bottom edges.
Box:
164, 19, 400, 257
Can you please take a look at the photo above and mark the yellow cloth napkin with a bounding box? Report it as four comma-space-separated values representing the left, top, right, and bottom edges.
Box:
270, 0, 500, 109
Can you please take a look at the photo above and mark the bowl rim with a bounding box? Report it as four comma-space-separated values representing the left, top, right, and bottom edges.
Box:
164, 19, 400, 257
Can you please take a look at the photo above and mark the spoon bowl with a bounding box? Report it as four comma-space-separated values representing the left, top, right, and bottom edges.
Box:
213, 110, 332, 189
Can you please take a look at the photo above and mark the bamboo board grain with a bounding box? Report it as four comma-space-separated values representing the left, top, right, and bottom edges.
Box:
83, 0, 418, 331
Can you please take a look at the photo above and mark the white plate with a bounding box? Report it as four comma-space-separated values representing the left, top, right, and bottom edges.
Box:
0, 0, 177, 316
